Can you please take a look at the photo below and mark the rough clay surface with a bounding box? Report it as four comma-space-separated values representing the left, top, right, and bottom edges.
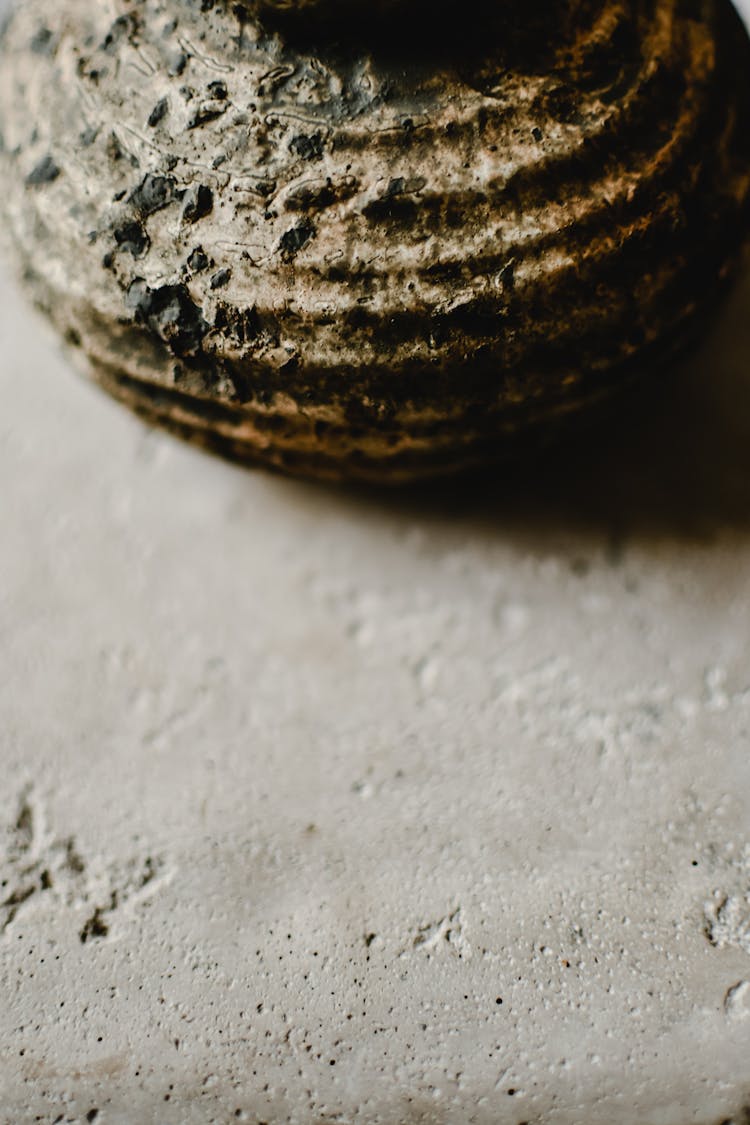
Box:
1, 0, 750, 480
5, 2, 750, 1123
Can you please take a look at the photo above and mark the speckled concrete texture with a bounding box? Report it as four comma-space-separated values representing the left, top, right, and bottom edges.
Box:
4, 2, 750, 1122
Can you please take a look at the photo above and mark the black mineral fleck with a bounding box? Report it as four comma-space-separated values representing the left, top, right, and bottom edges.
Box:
114, 220, 150, 257
147, 97, 169, 127
182, 184, 214, 223
210, 268, 232, 289
289, 132, 324, 161
127, 279, 208, 359
187, 246, 210, 272
128, 173, 178, 216
279, 219, 316, 259
26, 154, 60, 186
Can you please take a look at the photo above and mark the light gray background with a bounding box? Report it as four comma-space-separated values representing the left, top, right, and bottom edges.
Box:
2, 2, 750, 1123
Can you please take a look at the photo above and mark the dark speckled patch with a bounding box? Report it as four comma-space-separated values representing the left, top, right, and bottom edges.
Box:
26, 154, 60, 186
279, 219, 316, 259
126, 279, 208, 359
181, 184, 214, 224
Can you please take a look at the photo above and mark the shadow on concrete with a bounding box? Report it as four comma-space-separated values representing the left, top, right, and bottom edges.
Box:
332, 267, 750, 547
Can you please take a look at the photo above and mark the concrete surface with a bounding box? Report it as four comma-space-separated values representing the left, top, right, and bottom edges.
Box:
3, 2, 750, 1121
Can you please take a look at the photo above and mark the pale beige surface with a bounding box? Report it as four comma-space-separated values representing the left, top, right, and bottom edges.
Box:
3, 2, 750, 1122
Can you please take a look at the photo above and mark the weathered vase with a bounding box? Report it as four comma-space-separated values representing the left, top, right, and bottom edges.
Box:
1, 0, 749, 481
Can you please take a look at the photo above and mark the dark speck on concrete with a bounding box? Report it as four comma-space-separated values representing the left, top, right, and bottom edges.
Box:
187, 246, 210, 273
289, 132, 324, 162
279, 219, 316, 260
79, 908, 109, 943
106, 132, 135, 166
213, 303, 262, 348
210, 268, 232, 290
29, 27, 56, 56
80, 125, 100, 147
26, 155, 60, 186
101, 14, 137, 55
114, 221, 150, 257
182, 184, 214, 224
188, 102, 227, 129
127, 278, 208, 358
128, 172, 178, 217
148, 97, 169, 128
207, 80, 228, 100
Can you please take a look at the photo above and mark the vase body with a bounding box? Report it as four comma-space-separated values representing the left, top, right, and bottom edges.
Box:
1, 0, 749, 482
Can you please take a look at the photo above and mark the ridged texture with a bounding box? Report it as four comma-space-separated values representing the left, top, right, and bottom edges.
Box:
1, 0, 749, 481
